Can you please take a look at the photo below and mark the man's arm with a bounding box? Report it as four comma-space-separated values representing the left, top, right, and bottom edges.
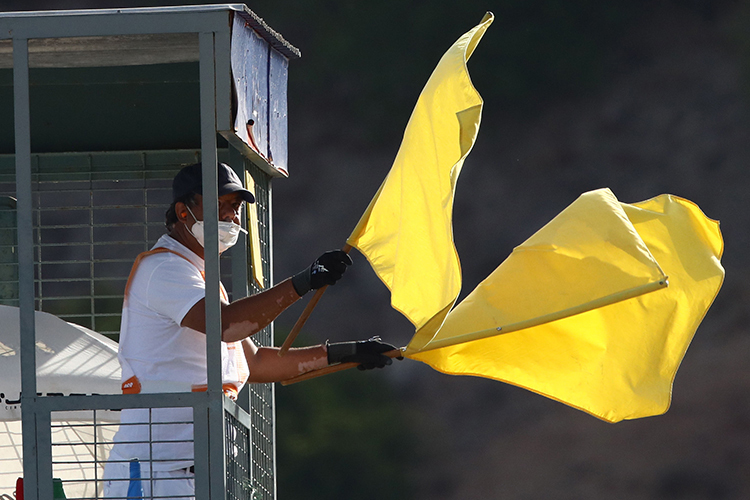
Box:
181, 278, 302, 342
240, 337, 399, 383
241, 338, 328, 383
181, 250, 352, 342
179, 249, 397, 381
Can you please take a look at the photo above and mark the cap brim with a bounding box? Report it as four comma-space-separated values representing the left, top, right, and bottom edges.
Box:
239, 190, 256, 204
220, 185, 256, 204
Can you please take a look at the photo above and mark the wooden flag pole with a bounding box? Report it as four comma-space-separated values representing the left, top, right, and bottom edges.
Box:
278, 244, 352, 356
280, 348, 403, 385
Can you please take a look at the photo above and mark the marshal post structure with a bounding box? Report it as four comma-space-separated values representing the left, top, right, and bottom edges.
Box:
0, 5, 298, 499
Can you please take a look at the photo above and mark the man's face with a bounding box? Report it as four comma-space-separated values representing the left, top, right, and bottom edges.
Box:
190, 192, 244, 226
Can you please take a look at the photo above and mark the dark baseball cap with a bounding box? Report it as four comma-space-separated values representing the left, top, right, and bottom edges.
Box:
172, 162, 255, 204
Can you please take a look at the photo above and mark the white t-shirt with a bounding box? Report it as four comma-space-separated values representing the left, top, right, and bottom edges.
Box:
110, 234, 248, 470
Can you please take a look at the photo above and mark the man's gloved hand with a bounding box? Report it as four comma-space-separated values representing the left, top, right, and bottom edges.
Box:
327, 337, 402, 370
292, 250, 353, 296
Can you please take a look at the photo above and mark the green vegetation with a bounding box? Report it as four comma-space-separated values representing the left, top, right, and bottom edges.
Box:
276, 368, 417, 499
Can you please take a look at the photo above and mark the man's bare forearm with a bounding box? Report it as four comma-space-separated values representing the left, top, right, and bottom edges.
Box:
181, 278, 302, 341
221, 278, 302, 342
243, 341, 328, 383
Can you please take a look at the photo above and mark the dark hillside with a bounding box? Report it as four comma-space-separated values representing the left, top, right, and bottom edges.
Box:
2, 1, 749, 498
271, 3, 750, 498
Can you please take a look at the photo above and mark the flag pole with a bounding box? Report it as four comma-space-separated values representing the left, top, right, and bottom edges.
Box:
280, 348, 403, 385
278, 244, 352, 356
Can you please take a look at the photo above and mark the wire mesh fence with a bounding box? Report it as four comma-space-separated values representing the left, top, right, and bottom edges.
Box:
2, 150, 277, 499
40, 402, 266, 500
0, 150, 214, 336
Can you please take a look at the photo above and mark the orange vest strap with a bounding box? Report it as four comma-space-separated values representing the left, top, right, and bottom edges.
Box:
124, 248, 188, 299
124, 246, 227, 301
121, 375, 142, 395
190, 383, 239, 400
122, 376, 239, 399
122, 246, 233, 396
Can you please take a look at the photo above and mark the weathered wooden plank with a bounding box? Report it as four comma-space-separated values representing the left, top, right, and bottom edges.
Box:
231, 14, 269, 161
268, 49, 289, 175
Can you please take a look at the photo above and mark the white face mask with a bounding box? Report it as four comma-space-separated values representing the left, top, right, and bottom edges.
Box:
186, 206, 247, 253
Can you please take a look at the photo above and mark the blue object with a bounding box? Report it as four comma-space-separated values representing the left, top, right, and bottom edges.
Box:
127, 459, 144, 499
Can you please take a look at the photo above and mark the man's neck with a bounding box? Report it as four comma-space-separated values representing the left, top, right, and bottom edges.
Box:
168, 224, 205, 260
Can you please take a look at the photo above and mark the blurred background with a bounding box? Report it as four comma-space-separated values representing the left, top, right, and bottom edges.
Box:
3, 1, 749, 498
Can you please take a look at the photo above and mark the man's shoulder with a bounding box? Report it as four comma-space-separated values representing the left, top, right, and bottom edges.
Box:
138, 250, 200, 277
151, 235, 203, 268
128, 250, 205, 304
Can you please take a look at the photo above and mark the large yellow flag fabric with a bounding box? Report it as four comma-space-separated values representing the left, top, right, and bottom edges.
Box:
333, 12, 723, 423
407, 188, 724, 422
347, 13, 493, 336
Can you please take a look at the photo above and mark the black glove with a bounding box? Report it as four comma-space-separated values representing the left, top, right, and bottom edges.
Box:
292, 250, 353, 296
327, 337, 401, 371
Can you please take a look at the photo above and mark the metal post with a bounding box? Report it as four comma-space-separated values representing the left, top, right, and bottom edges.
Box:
35, 411, 53, 499
13, 36, 41, 500
229, 148, 251, 417
199, 30, 227, 499
193, 400, 211, 499
0, 196, 18, 305
267, 174, 278, 500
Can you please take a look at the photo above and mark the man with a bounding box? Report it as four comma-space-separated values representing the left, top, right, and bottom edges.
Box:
103, 162, 395, 498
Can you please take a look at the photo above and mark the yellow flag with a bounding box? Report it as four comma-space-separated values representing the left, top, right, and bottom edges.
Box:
408, 188, 724, 423
347, 13, 494, 336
